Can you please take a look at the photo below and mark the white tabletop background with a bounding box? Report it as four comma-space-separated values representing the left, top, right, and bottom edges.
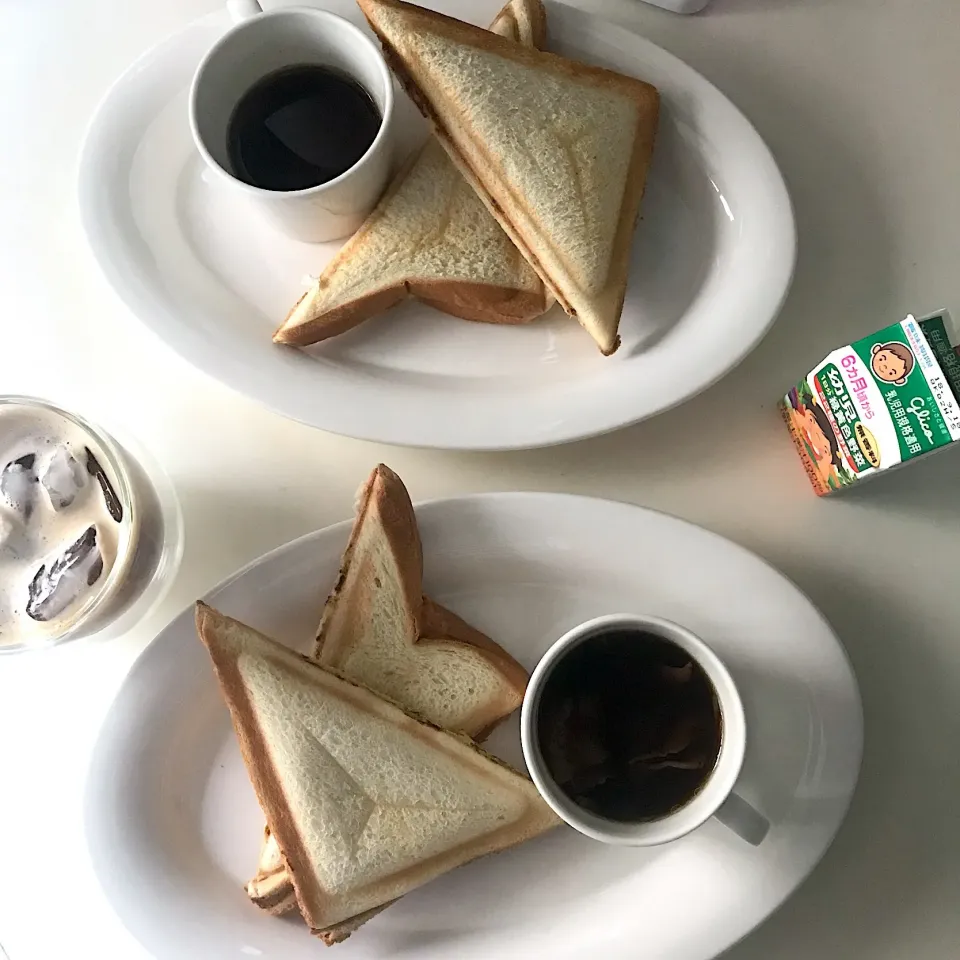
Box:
1, 0, 958, 957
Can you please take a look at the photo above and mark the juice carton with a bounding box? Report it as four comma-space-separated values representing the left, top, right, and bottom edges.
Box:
781, 310, 960, 494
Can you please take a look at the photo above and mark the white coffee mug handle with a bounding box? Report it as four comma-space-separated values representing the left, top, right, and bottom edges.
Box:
714, 790, 769, 845
226, 0, 263, 24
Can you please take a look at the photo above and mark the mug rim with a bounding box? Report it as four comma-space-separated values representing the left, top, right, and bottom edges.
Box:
520, 613, 747, 846
188, 6, 395, 198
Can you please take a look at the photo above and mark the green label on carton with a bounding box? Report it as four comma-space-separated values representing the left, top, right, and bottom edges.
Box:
781, 311, 960, 495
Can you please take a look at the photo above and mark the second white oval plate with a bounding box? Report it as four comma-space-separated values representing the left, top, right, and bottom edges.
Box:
79, 0, 795, 449
85, 493, 860, 960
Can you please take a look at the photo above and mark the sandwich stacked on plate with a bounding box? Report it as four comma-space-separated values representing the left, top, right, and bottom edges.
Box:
274, 0, 659, 355
196, 464, 560, 945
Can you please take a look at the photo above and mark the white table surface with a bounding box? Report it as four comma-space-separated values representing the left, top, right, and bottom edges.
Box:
1, 0, 958, 957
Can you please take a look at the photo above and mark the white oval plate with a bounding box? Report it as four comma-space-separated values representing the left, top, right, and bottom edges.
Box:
85, 493, 860, 960
78, 0, 795, 450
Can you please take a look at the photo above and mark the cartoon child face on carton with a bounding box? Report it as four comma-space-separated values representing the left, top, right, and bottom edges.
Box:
870, 341, 915, 385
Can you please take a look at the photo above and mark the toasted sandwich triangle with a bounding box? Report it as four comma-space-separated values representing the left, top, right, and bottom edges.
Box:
315, 463, 528, 736
273, 0, 550, 347
196, 603, 559, 934
358, 0, 659, 354
246, 463, 527, 938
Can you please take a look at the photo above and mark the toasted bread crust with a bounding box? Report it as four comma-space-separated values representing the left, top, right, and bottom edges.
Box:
409, 277, 550, 325
315, 463, 423, 660
490, 0, 546, 46
419, 596, 528, 712
274, 283, 406, 346
275, 272, 550, 344
247, 881, 299, 915
317, 901, 398, 945
196, 602, 332, 930
359, 0, 659, 355
598, 94, 659, 355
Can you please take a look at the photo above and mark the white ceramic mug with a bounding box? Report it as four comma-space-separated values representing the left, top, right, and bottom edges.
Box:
520, 614, 769, 846
189, 1, 394, 242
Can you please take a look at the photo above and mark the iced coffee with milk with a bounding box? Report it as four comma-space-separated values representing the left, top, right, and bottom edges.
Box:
0, 398, 178, 651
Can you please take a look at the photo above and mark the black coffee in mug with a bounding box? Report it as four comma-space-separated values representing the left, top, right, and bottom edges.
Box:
226, 64, 381, 192
536, 628, 722, 821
